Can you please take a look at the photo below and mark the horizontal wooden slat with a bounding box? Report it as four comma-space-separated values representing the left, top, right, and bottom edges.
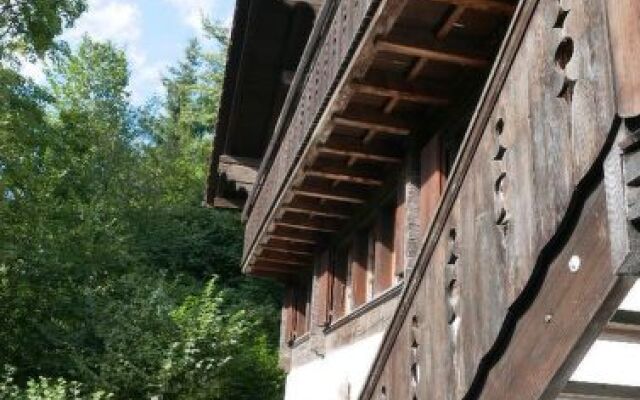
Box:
431, 0, 516, 15
258, 248, 313, 265
269, 226, 322, 244
351, 81, 450, 106
252, 260, 304, 273
601, 310, 640, 343
284, 197, 352, 219
377, 35, 490, 68
262, 244, 315, 257
559, 382, 640, 399
277, 212, 343, 233
307, 163, 385, 186
293, 180, 370, 204
319, 136, 403, 164
256, 255, 309, 267
333, 110, 413, 135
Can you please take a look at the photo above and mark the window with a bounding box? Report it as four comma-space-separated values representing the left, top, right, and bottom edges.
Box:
284, 278, 311, 344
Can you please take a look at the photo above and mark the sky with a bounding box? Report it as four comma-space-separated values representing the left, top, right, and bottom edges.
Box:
23, 0, 236, 104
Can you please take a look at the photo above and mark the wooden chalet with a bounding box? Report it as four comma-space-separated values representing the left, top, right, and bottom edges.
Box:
206, 0, 640, 398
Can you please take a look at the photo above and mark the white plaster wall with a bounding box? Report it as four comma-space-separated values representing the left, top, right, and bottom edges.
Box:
284, 332, 384, 400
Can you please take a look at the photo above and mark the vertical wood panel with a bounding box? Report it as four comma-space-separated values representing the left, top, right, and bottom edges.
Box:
375, 207, 395, 294
351, 234, 369, 307
606, 0, 640, 117
331, 249, 348, 320
420, 133, 445, 234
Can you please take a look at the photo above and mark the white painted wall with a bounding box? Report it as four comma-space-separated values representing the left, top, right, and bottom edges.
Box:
284, 332, 384, 400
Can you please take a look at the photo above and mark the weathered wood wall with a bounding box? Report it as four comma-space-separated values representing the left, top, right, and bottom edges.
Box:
360, 0, 626, 398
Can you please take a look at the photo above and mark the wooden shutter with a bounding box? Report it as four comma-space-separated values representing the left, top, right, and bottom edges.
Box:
420, 133, 445, 234
314, 250, 332, 327
330, 249, 348, 320
284, 285, 296, 343
374, 205, 395, 293
350, 232, 369, 308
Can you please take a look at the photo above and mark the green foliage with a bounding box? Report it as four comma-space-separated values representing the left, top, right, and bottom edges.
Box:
0, 0, 87, 60
0, 8, 283, 400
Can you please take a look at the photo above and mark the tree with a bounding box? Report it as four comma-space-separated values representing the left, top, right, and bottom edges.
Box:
0, 0, 86, 60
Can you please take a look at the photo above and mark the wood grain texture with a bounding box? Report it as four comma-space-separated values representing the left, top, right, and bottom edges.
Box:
606, 0, 640, 117
360, 0, 618, 398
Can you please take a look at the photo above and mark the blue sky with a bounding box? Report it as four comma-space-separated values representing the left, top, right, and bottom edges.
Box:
23, 0, 236, 103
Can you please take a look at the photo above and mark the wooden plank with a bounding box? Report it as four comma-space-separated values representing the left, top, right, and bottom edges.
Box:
333, 111, 413, 136
259, 248, 314, 265
351, 233, 369, 308
319, 136, 403, 164
262, 245, 314, 257
559, 382, 640, 400
277, 213, 343, 233
606, 0, 640, 117
477, 186, 633, 399
307, 163, 385, 186
331, 249, 348, 320
284, 197, 353, 219
601, 310, 640, 344
374, 206, 395, 294
351, 82, 450, 106
269, 226, 321, 244
436, 6, 467, 40
253, 259, 306, 273
314, 250, 332, 327
377, 35, 490, 68
293, 180, 370, 204
264, 239, 315, 255
420, 133, 445, 234
256, 255, 309, 267
432, 0, 517, 15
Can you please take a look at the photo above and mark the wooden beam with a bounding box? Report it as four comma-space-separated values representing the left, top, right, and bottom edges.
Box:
251, 259, 303, 273
601, 310, 640, 343
293, 181, 370, 204
258, 248, 314, 265
319, 136, 403, 164
284, 197, 352, 219
431, 0, 516, 16
256, 255, 309, 267
377, 36, 490, 68
262, 245, 314, 257
270, 226, 321, 244
307, 163, 385, 186
559, 382, 640, 399
436, 6, 467, 40
351, 82, 450, 106
333, 110, 412, 136
277, 212, 343, 233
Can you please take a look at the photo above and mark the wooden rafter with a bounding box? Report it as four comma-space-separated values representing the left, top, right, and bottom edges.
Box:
256, 255, 309, 267
601, 309, 640, 343
333, 111, 412, 136
377, 36, 490, 68
293, 181, 369, 204
430, 0, 516, 16
252, 259, 303, 273
262, 245, 314, 257
258, 248, 313, 265
276, 213, 342, 233
283, 198, 352, 219
559, 381, 640, 400
436, 6, 468, 40
269, 226, 321, 244
318, 136, 403, 164
351, 82, 450, 106
307, 163, 385, 186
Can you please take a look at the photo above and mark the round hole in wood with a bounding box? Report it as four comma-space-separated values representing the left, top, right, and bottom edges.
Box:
555, 37, 574, 70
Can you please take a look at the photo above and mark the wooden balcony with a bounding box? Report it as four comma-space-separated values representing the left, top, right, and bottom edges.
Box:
241, 0, 517, 277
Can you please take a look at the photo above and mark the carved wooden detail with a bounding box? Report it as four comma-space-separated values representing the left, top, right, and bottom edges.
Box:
361, 0, 617, 398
